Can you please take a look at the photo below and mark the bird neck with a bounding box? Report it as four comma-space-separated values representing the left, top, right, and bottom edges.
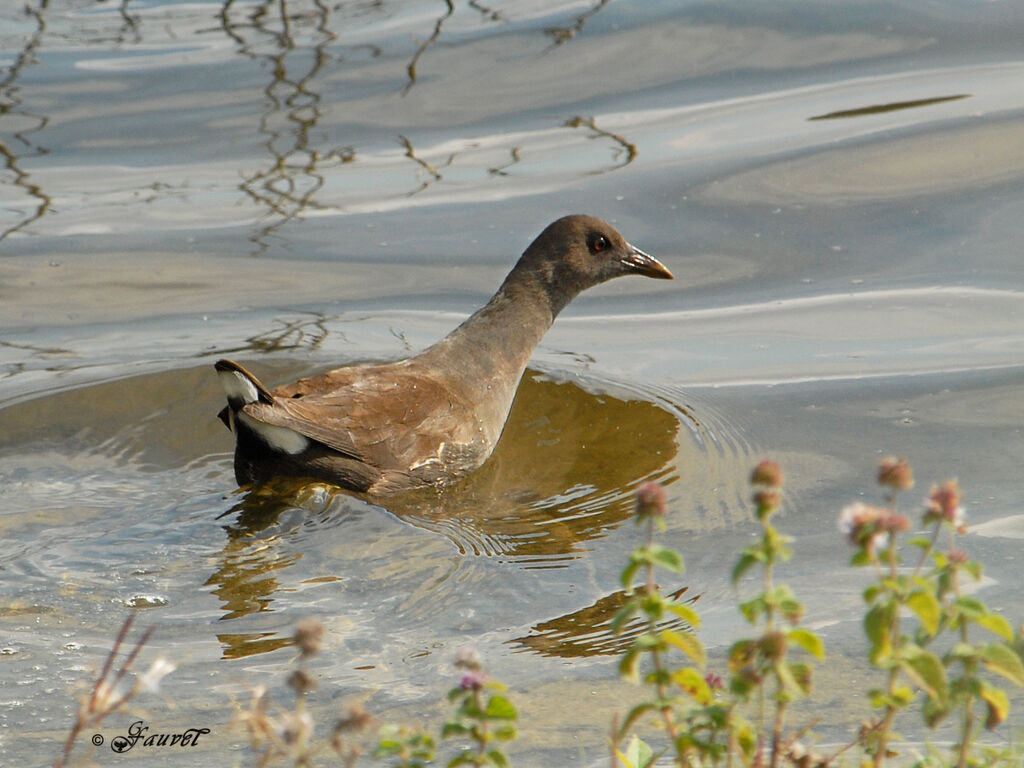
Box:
420, 261, 561, 381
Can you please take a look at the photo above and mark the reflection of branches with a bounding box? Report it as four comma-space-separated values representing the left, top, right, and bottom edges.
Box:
564, 115, 637, 168
468, 0, 502, 22
114, 0, 142, 45
488, 146, 521, 177
544, 0, 612, 47
0, 339, 72, 357
0, 0, 52, 243
402, 0, 454, 95
398, 133, 456, 195
215, 312, 338, 359
247, 313, 335, 354
219, 0, 350, 255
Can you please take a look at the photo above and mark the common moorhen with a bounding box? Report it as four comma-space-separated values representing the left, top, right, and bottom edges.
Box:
216, 214, 672, 495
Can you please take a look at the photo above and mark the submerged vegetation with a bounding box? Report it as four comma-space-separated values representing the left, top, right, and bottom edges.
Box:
58, 458, 1023, 767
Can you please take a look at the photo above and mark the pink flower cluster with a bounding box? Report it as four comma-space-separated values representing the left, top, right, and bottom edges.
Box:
924, 479, 966, 533
837, 502, 910, 552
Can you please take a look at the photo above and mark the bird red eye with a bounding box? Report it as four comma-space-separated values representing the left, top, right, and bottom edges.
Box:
589, 234, 610, 253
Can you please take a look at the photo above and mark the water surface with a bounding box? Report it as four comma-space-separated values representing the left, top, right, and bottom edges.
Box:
2, 1, 1023, 765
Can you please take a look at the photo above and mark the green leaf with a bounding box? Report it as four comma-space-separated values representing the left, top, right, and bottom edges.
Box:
624, 734, 655, 768
484, 695, 517, 720
661, 628, 706, 665
610, 603, 639, 635
899, 645, 948, 702
773, 661, 802, 700
953, 596, 988, 620
648, 544, 685, 573
619, 702, 658, 737
666, 601, 701, 628
979, 682, 1010, 729
732, 553, 759, 585
486, 748, 510, 768
442, 722, 471, 738
851, 550, 873, 567
777, 661, 813, 697
974, 612, 1015, 642
865, 603, 895, 665
494, 724, 517, 741
728, 639, 755, 669
787, 628, 825, 659
980, 643, 1024, 686
620, 561, 642, 591
672, 667, 713, 705
738, 596, 766, 624
619, 648, 641, 683
922, 694, 952, 728
891, 684, 916, 707
906, 591, 941, 636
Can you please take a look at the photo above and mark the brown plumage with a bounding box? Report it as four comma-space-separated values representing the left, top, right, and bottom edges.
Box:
216, 214, 673, 495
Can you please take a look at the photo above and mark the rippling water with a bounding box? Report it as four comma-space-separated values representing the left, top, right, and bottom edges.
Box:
2, 1, 1023, 765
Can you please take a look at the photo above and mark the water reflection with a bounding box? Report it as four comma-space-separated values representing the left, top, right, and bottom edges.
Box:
0, 0, 52, 243
403, 0, 455, 95
544, 0, 612, 47
564, 115, 637, 170
808, 93, 969, 121
509, 585, 697, 658
0, 356, 739, 660
218, 0, 353, 254
199, 367, 750, 660
0, 0, 646, 243
386, 373, 683, 562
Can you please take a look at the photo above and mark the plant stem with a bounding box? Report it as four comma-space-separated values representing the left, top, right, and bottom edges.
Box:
949, 527, 975, 768
873, 668, 899, 768
644, 516, 679, 745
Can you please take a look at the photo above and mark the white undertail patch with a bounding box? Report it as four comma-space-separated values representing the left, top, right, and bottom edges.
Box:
218, 368, 260, 404
238, 412, 310, 455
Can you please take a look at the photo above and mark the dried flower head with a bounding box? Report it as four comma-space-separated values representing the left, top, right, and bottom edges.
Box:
925, 480, 966, 533
454, 646, 482, 672
881, 513, 911, 535
948, 549, 969, 565
877, 456, 914, 491
294, 618, 324, 659
634, 481, 667, 519
459, 670, 487, 691
838, 502, 892, 552
278, 710, 314, 747
334, 703, 372, 734
752, 489, 781, 510
751, 460, 784, 488
287, 668, 318, 694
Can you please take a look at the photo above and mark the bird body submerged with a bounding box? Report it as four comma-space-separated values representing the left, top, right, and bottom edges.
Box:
216, 215, 672, 496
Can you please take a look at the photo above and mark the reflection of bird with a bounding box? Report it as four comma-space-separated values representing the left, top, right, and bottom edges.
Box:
216, 215, 673, 495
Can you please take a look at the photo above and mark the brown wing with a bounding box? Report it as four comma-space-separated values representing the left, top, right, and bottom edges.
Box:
241, 360, 485, 474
